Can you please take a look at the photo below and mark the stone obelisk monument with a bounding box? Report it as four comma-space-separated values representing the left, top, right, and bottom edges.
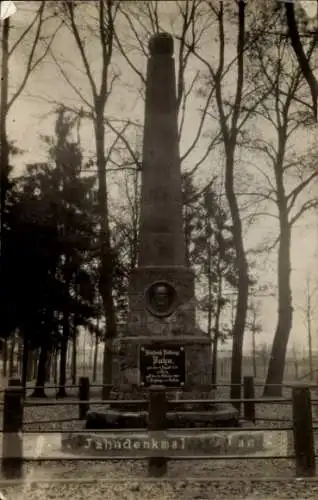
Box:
113, 33, 211, 394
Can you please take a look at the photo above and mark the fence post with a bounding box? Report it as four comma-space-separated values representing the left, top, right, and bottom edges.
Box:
148, 386, 167, 477
9, 378, 27, 400
1, 384, 24, 478
78, 377, 90, 420
292, 385, 316, 477
243, 376, 255, 423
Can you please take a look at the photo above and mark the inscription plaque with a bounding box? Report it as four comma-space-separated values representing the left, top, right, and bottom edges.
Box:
139, 344, 185, 387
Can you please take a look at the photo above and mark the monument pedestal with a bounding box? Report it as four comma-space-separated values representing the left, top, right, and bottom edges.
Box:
112, 264, 212, 393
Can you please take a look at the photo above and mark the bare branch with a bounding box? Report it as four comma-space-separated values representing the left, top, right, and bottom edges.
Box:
105, 118, 142, 170
8, 5, 42, 56
184, 175, 218, 205
178, 70, 199, 139
146, 1, 160, 34
287, 171, 318, 214
104, 121, 130, 167
180, 84, 215, 163
48, 47, 94, 111
65, 1, 98, 100
230, 0, 245, 142
176, 0, 197, 109
113, 4, 146, 86
252, 235, 281, 255
7, 5, 62, 112
285, 1, 318, 120
98, 0, 114, 103
245, 211, 279, 221
289, 198, 318, 227
118, 5, 149, 58
183, 129, 222, 178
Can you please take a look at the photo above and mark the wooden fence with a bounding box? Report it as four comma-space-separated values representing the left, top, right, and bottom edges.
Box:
0, 376, 317, 479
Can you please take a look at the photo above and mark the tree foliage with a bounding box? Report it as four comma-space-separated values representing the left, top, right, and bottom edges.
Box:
0, 107, 102, 390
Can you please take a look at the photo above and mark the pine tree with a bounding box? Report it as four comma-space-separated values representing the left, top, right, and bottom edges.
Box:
13, 107, 99, 396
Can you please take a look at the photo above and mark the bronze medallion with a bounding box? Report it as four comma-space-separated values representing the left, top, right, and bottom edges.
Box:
145, 281, 177, 317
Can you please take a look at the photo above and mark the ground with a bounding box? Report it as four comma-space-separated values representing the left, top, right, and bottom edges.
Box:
0, 379, 317, 499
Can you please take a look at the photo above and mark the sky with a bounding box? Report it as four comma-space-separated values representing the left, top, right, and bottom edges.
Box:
299, 0, 317, 19
2, 0, 318, 356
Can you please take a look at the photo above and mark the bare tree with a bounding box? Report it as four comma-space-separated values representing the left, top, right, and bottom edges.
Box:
0, 2, 61, 386
284, 0, 318, 120
256, 342, 270, 378
187, 1, 255, 404
49, 1, 125, 397
291, 342, 300, 379
111, 137, 142, 274
1, 1, 60, 238
251, 0, 318, 119
244, 29, 318, 395
297, 272, 318, 381
246, 299, 262, 379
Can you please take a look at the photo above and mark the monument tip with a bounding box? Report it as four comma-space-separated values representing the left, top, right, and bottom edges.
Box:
149, 32, 173, 56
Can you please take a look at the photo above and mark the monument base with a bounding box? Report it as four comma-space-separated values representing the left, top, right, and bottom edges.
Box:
84, 405, 239, 430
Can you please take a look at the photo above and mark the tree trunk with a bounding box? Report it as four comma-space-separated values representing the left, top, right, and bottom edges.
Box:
211, 335, 218, 388
18, 336, 23, 377
95, 112, 117, 399
206, 214, 215, 385
213, 1, 249, 407
2, 339, 7, 378
56, 337, 68, 398
53, 349, 58, 384
89, 340, 94, 371
211, 224, 225, 389
306, 288, 313, 380
0, 17, 10, 255
71, 332, 77, 385
293, 354, 299, 379
252, 330, 257, 379
56, 312, 69, 398
9, 335, 16, 377
226, 150, 249, 405
33, 350, 38, 379
26, 350, 34, 382
211, 280, 223, 388
67, 344, 71, 371
30, 345, 48, 398
92, 333, 99, 383
21, 336, 29, 396
252, 311, 257, 379
263, 222, 292, 396
230, 271, 249, 405
45, 350, 51, 383
261, 352, 267, 377
82, 334, 86, 375
285, 1, 318, 120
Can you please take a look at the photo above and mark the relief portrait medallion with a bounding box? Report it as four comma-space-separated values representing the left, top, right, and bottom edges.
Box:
145, 281, 177, 317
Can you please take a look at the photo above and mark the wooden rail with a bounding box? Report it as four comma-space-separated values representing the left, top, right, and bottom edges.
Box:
0, 376, 316, 478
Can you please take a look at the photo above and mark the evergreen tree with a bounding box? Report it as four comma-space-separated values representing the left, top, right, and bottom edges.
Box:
5, 107, 100, 395
183, 177, 239, 385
